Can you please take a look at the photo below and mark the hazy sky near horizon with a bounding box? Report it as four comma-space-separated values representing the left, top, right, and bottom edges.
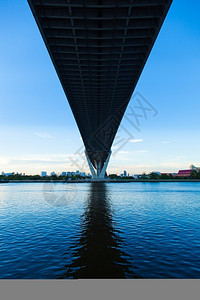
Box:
1, 0, 200, 175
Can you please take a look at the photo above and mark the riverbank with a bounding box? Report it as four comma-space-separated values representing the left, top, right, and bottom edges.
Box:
3, 179, 200, 183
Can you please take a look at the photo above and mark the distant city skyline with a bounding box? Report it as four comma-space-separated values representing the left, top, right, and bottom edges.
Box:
1, 163, 199, 177
1, 0, 200, 174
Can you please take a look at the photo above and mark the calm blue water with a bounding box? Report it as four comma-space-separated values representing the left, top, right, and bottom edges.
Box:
0, 182, 200, 279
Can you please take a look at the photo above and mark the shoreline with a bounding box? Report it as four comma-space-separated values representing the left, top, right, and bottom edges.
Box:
2, 179, 200, 183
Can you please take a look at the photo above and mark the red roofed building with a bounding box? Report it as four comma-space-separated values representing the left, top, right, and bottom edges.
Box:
176, 170, 193, 177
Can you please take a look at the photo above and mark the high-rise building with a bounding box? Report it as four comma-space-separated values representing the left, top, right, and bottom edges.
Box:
41, 171, 47, 177
51, 171, 57, 176
3, 172, 14, 177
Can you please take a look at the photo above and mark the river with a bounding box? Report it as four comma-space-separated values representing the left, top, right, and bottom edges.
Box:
0, 182, 200, 278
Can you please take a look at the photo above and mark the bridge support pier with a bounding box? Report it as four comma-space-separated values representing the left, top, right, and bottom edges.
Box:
85, 150, 111, 180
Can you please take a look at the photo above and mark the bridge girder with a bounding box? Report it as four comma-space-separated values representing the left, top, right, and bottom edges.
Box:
28, 0, 172, 176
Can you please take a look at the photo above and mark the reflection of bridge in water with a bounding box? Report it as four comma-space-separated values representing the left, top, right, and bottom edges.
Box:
28, 0, 172, 179
59, 183, 141, 278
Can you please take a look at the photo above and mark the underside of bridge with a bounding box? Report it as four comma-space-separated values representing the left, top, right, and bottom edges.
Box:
28, 0, 172, 179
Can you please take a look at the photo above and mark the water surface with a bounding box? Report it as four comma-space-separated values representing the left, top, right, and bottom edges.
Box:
0, 182, 200, 278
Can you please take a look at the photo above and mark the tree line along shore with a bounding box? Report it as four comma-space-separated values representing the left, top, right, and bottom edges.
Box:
1, 170, 200, 182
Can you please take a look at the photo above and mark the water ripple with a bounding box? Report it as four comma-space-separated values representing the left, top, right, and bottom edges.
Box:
0, 182, 200, 278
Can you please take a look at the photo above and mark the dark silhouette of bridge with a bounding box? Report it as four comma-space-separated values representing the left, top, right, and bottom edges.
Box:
28, 0, 172, 179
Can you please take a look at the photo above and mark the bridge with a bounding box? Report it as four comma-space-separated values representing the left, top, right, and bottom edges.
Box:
28, 0, 172, 179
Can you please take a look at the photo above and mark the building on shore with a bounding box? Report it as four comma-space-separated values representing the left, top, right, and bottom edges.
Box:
152, 171, 161, 176
51, 171, 57, 176
120, 170, 129, 177
189, 164, 200, 171
1, 172, 14, 177
176, 170, 193, 177
160, 172, 174, 177
41, 171, 47, 177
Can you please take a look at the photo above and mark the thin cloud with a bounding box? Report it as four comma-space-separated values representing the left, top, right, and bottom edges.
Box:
0, 157, 11, 165
161, 141, 171, 144
1, 154, 75, 165
160, 162, 185, 168
34, 132, 55, 139
129, 139, 143, 143
176, 156, 187, 160
134, 150, 149, 153
118, 151, 129, 154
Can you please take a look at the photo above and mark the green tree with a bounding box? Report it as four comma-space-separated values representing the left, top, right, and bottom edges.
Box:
149, 172, 160, 180
109, 174, 118, 179
141, 173, 148, 179
160, 174, 170, 179
190, 170, 198, 179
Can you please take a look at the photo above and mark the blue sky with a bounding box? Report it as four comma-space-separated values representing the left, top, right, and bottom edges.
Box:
0, 0, 200, 175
